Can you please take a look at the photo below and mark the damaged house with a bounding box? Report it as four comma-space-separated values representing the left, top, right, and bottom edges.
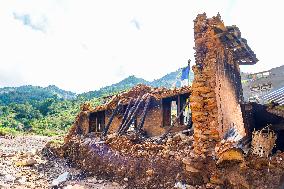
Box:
57, 13, 284, 189
68, 84, 192, 138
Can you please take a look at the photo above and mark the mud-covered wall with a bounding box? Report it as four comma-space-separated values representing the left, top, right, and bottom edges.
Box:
191, 14, 246, 156
215, 46, 245, 138
96, 98, 186, 136
104, 99, 166, 136
107, 113, 123, 134
142, 100, 166, 137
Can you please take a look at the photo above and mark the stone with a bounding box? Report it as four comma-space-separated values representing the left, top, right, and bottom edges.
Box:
4, 174, 16, 182
216, 148, 244, 167
87, 177, 97, 183
182, 158, 191, 165
169, 151, 175, 156
25, 158, 37, 166
172, 134, 182, 141
146, 169, 154, 176
112, 182, 119, 186
123, 177, 128, 182
185, 165, 200, 173
15, 158, 37, 166
16, 176, 27, 185
210, 175, 224, 185
51, 172, 69, 186
65, 184, 85, 189
98, 179, 104, 184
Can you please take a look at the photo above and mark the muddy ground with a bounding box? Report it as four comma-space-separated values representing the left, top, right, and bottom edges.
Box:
0, 135, 124, 189
56, 133, 284, 189
2, 134, 284, 189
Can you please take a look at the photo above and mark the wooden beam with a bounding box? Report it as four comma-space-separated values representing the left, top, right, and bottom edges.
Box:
119, 94, 148, 135
118, 96, 141, 134
161, 99, 164, 127
117, 98, 133, 133
177, 95, 181, 125
96, 113, 99, 132
158, 100, 190, 143
137, 95, 151, 132
102, 101, 121, 137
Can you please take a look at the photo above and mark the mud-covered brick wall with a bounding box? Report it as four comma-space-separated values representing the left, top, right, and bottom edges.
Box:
105, 99, 166, 136
138, 99, 166, 137
90, 97, 187, 136
105, 109, 123, 133
191, 13, 246, 157
77, 111, 90, 135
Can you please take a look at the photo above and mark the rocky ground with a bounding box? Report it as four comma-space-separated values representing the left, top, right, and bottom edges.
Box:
0, 135, 124, 189
58, 132, 284, 189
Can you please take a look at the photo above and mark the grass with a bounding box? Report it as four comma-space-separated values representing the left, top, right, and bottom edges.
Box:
31, 128, 67, 137
0, 126, 67, 137
0, 126, 19, 136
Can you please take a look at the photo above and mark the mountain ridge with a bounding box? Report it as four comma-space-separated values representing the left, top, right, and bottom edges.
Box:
78, 68, 194, 100
0, 67, 194, 104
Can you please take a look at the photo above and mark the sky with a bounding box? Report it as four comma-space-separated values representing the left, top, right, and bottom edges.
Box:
0, 0, 283, 93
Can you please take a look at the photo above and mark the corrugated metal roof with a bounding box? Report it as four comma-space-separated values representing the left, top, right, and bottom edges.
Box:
262, 86, 284, 105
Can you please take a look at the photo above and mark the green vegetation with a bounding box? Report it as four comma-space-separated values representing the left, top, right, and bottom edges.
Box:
0, 85, 98, 136
0, 67, 194, 136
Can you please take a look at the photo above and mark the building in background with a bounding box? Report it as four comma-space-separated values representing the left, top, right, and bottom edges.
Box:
242, 65, 284, 104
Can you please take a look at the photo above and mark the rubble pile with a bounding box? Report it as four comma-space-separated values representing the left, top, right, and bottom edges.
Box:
51, 132, 284, 189
49, 13, 284, 189
58, 133, 210, 188
93, 84, 191, 112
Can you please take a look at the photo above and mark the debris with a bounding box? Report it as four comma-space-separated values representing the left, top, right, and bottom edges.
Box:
4, 174, 16, 182
146, 169, 154, 176
123, 177, 128, 182
48, 13, 284, 189
216, 148, 244, 167
174, 182, 187, 189
64, 184, 85, 189
251, 126, 277, 157
112, 181, 119, 186
15, 158, 37, 166
15, 176, 27, 185
51, 172, 69, 186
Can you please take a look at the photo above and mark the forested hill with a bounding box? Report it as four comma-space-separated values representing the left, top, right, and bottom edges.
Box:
78, 75, 151, 100
0, 85, 76, 105
0, 67, 193, 136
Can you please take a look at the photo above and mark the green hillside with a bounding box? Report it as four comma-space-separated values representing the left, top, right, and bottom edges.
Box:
0, 67, 193, 136
78, 75, 150, 100
0, 85, 76, 105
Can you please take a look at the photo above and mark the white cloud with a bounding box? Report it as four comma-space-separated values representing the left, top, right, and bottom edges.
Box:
0, 0, 283, 92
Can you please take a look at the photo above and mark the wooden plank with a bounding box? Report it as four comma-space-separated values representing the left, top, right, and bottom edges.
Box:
102, 101, 121, 137
117, 98, 133, 133
137, 95, 151, 131
177, 95, 181, 125
158, 100, 190, 143
118, 96, 141, 134
160, 99, 164, 127
120, 94, 148, 135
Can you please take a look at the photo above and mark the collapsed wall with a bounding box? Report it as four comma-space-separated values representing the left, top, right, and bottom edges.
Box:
190, 13, 257, 156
